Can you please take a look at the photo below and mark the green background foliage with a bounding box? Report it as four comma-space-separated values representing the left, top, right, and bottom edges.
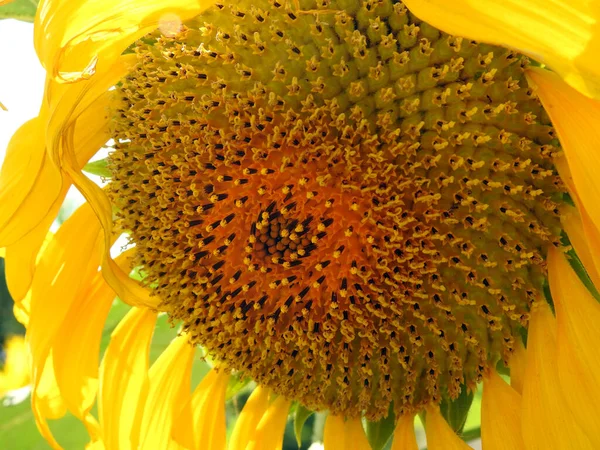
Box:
0, 0, 38, 22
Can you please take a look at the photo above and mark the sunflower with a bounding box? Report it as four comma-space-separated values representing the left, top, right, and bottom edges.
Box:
2, 0, 600, 448
0, 335, 29, 399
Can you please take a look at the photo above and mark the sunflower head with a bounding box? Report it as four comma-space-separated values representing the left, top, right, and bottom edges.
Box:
108, 0, 564, 420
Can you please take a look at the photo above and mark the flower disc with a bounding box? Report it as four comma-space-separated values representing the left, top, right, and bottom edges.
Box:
108, 0, 564, 418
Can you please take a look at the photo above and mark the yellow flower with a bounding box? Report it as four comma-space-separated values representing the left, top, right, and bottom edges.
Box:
2, 0, 600, 448
0, 335, 29, 398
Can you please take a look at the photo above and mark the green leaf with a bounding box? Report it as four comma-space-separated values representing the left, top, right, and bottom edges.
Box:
0, 0, 38, 22
83, 158, 112, 178
365, 407, 395, 450
293, 404, 314, 447
439, 386, 474, 435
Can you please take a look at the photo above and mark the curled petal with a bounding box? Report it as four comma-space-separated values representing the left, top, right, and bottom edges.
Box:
46, 55, 159, 309
35, 0, 216, 84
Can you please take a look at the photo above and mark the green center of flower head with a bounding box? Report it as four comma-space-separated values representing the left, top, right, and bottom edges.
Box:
108, 0, 565, 419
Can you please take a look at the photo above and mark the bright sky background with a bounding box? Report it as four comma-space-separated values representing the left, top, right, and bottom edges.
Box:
0, 20, 45, 165
0, 19, 89, 215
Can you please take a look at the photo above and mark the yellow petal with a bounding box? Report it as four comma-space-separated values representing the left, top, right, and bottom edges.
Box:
390, 414, 418, 450
425, 406, 472, 450
35, 0, 216, 83
98, 307, 157, 450
70, 164, 160, 309
245, 395, 292, 450
521, 301, 594, 449
481, 371, 524, 450
189, 370, 229, 450
229, 385, 271, 450
508, 339, 526, 395
4, 221, 54, 303
548, 248, 600, 445
42, 55, 159, 310
31, 350, 67, 450
86, 440, 105, 450
561, 205, 600, 289
0, 117, 46, 235
0, 115, 62, 248
554, 154, 577, 198
579, 207, 600, 292
34, 352, 67, 420
0, 88, 110, 288
25, 201, 103, 444
45, 55, 134, 154
324, 415, 371, 450
13, 291, 31, 327
172, 368, 229, 450
52, 250, 133, 439
323, 415, 345, 449
27, 203, 102, 386
402, 0, 600, 99
139, 335, 195, 450
345, 418, 372, 450
526, 67, 600, 235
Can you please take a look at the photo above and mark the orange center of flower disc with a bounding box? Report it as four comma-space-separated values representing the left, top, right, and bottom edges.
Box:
108, 0, 565, 419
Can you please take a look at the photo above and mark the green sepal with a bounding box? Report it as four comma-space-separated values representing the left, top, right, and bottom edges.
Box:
560, 231, 600, 303
83, 158, 112, 178
542, 280, 555, 315
461, 426, 482, 442
225, 373, 252, 401
439, 386, 474, 435
365, 406, 395, 450
563, 192, 575, 207
0, 0, 38, 22
293, 404, 314, 447
566, 248, 600, 302
495, 358, 510, 377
